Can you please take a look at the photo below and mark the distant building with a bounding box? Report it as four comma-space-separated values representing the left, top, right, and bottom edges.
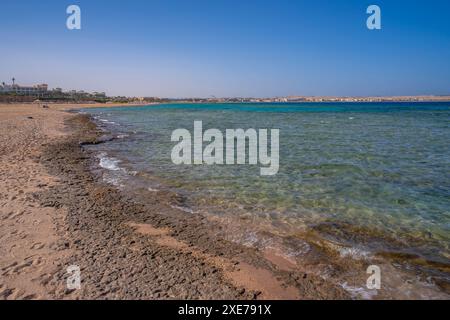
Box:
93, 92, 106, 98
0, 82, 48, 95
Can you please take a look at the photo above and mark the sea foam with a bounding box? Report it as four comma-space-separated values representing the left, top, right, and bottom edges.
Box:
97, 152, 121, 171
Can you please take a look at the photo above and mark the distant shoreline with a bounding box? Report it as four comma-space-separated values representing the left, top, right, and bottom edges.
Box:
1, 96, 450, 106
156, 100, 450, 104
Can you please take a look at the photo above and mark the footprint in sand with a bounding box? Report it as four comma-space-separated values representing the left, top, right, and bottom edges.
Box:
9, 210, 26, 220
1, 211, 15, 220
30, 242, 45, 250
1, 262, 18, 276
12, 260, 34, 274
31, 257, 44, 267
0, 288, 15, 300
10, 289, 26, 299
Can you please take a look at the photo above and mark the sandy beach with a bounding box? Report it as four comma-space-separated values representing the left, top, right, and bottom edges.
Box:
0, 103, 351, 300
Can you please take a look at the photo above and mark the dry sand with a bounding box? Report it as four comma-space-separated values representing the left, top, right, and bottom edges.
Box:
0, 103, 349, 300
0, 104, 71, 299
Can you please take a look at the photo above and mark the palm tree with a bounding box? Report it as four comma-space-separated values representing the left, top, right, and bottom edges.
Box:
12, 78, 15, 85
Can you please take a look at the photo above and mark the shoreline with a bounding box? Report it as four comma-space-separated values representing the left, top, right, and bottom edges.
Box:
1, 95, 450, 105
76, 104, 450, 299
0, 103, 349, 299
2, 100, 450, 109
86, 102, 450, 292
1, 103, 448, 300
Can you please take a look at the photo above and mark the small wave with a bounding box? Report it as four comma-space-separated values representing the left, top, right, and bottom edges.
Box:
96, 152, 138, 181
339, 247, 371, 260
229, 230, 273, 249
341, 282, 378, 300
99, 118, 117, 125
97, 153, 121, 171
148, 187, 159, 192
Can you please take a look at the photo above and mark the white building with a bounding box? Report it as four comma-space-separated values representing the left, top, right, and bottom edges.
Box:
0, 83, 48, 95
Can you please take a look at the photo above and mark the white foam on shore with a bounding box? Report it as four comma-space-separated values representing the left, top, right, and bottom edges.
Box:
98, 153, 121, 171
95, 152, 140, 189
341, 282, 378, 300
99, 119, 117, 125
339, 247, 371, 260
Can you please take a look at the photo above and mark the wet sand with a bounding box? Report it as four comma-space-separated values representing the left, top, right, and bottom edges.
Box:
0, 103, 349, 300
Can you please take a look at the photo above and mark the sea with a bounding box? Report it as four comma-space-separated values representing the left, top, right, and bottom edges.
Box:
82, 102, 450, 298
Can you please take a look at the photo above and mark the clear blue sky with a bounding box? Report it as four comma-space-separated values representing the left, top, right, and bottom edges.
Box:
1, 0, 450, 97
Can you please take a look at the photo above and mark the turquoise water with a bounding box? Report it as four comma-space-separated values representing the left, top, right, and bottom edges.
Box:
85, 102, 450, 270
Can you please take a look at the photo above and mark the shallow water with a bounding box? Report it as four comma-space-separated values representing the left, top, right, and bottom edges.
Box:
85, 102, 450, 293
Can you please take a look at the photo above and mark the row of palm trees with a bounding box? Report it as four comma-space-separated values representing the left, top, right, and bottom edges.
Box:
1, 78, 15, 87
